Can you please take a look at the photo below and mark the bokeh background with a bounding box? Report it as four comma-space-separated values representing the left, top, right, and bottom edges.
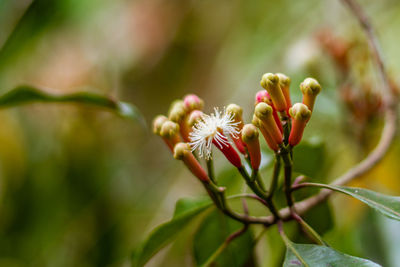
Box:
0, 0, 399, 266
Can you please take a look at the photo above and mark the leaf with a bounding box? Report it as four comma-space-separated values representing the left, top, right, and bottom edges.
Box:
302, 183, 400, 221
293, 139, 325, 179
193, 210, 255, 267
0, 85, 146, 127
131, 197, 213, 267
283, 243, 381, 267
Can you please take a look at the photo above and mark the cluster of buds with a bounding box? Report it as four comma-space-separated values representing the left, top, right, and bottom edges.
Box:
254, 73, 320, 150
153, 73, 321, 187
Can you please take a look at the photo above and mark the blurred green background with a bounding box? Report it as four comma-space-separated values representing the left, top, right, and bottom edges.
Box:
0, 0, 399, 266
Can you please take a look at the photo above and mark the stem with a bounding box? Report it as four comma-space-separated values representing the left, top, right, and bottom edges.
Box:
281, 148, 294, 209
292, 213, 326, 246
238, 167, 281, 220
206, 157, 216, 184
267, 154, 281, 200
201, 225, 249, 267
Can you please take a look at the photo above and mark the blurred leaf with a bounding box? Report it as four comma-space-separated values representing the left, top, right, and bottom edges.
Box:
173, 196, 212, 217
0, 85, 146, 127
293, 140, 325, 179
294, 201, 333, 244
283, 243, 381, 267
193, 210, 255, 267
303, 184, 400, 221
131, 197, 213, 267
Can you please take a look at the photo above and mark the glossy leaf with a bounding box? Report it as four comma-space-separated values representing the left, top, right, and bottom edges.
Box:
284, 243, 381, 267
193, 210, 255, 267
0, 85, 145, 126
131, 197, 213, 267
302, 183, 400, 221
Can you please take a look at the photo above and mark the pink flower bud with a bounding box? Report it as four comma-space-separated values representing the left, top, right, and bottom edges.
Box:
187, 110, 204, 128
183, 94, 204, 112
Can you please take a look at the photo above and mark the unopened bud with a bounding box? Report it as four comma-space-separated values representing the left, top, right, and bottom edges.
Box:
169, 104, 186, 123
276, 73, 292, 108
160, 121, 181, 147
255, 102, 283, 144
242, 124, 261, 170
289, 103, 311, 146
300, 78, 321, 111
289, 103, 312, 121
183, 94, 204, 112
252, 114, 279, 151
255, 90, 272, 105
173, 142, 191, 160
260, 73, 287, 111
188, 110, 204, 127
226, 104, 246, 154
153, 115, 168, 135
174, 142, 210, 182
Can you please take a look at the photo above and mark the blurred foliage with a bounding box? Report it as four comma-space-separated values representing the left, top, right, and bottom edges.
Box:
0, 0, 399, 266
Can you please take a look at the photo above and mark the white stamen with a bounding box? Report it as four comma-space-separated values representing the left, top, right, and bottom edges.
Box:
189, 107, 240, 159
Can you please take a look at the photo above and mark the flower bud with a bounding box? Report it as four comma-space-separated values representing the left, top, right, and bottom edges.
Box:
242, 124, 261, 170
188, 110, 204, 128
254, 102, 283, 144
276, 73, 292, 108
226, 104, 246, 154
300, 78, 321, 111
183, 94, 204, 112
174, 143, 210, 182
160, 121, 181, 149
288, 103, 311, 146
252, 114, 279, 151
255, 90, 271, 105
153, 115, 168, 135
169, 100, 190, 142
260, 73, 287, 111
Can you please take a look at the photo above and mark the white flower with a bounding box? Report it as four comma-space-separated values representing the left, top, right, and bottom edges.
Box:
189, 107, 240, 159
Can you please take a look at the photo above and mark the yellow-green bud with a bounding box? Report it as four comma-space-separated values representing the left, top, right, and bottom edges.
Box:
173, 142, 191, 160
254, 102, 273, 119
289, 103, 311, 121
242, 124, 259, 143
160, 121, 180, 139
188, 110, 204, 127
300, 78, 321, 96
276, 73, 292, 107
153, 115, 168, 135
226, 103, 244, 130
300, 78, 321, 111
169, 105, 186, 123
254, 102, 283, 144
252, 114, 261, 127
260, 73, 287, 111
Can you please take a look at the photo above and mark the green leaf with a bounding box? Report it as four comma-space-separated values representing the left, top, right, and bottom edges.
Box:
301, 183, 400, 221
131, 197, 213, 267
284, 243, 381, 267
0, 85, 145, 126
293, 139, 325, 179
193, 210, 255, 267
